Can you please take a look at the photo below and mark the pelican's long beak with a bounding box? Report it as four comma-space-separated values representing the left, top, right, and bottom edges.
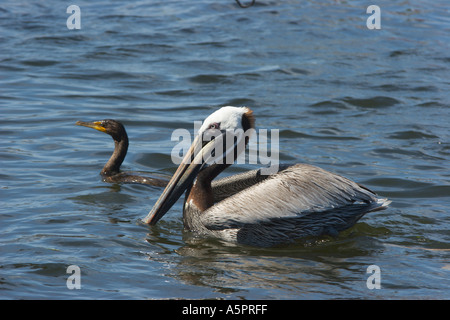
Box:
142, 134, 216, 225
75, 121, 107, 133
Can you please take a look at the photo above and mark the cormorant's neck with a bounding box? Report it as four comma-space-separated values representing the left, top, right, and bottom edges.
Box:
101, 135, 128, 177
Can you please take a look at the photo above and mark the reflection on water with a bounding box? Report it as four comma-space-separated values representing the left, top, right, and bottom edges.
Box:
145, 226, 387, 299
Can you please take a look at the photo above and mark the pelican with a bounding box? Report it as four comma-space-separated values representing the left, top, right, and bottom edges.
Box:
143, 106, 391, 247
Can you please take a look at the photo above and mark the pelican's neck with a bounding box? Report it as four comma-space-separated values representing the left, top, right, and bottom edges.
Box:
101, 135, 128, 177
183, 163, 229, 230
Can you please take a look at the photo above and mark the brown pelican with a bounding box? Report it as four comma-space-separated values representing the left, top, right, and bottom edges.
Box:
76, 119, 168, 186
143, 106, 391, 247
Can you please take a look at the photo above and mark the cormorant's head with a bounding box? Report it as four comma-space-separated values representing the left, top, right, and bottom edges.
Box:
76, 119, 127, 142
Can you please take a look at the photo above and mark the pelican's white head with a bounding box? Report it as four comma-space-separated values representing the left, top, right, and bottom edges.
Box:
196, 106, 255, 166
199, 106, 254, 133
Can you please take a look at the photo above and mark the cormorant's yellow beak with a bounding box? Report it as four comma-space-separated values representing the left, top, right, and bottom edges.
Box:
76, 121, 107, 133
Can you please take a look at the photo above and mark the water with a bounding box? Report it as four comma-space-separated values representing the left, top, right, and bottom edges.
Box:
1, 0, 449, 299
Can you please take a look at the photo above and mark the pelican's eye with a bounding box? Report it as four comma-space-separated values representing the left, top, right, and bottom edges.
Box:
208, 122, 220, 130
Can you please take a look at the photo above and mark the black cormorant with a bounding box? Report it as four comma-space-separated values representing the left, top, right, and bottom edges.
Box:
76, 119, 168, 186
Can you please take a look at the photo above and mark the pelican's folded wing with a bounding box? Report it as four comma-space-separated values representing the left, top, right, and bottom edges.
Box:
200, 164, 389, 231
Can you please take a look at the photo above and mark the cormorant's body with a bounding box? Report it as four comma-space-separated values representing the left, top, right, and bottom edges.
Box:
76, 120, 168, 186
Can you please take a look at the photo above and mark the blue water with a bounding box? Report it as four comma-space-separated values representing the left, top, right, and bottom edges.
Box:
1, 0, 449, 299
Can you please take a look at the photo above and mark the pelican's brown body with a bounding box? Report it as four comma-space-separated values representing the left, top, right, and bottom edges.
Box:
183, 163, 388, 246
